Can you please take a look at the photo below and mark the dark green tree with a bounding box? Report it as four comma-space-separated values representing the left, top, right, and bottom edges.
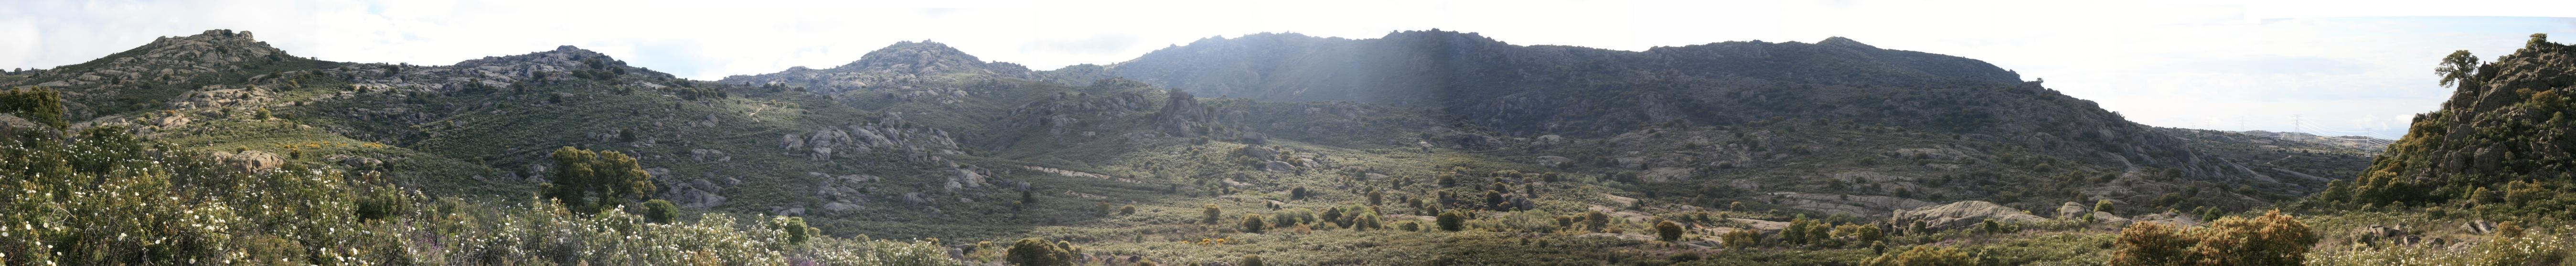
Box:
544, 147, 657, 214
0, 87, 67, 128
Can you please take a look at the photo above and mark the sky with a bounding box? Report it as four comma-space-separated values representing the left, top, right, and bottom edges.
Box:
5, 0, 2575, 139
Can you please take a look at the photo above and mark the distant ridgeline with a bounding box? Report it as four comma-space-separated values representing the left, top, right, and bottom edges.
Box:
2317, 33, 2576, 218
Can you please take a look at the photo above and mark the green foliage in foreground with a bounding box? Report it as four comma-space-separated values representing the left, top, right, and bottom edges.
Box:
2111, 210, 2318, 266
0, 127, 961, 266
0, 87, 67, 128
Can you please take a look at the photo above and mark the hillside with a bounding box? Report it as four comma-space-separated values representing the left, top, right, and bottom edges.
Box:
1058, 31, 2341, 212
0, 29, 2431, 266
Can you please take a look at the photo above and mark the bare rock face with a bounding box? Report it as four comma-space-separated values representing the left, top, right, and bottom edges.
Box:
1532, 134, 1567, 146
689, 149, 730, 162
1891, 201, 2045, 230
902, 192, 930, 206
1535, 155, 1573, 168
339, 156, 384, 169
1153, 89, 1215, 138
156, 115, 191, 128
0, 114, 39, 131
812, 172, 877, 214
780, 134, 806, 150
2055, 202, 2089, 219
950, 169, 986, 189
213, 150, 285, 172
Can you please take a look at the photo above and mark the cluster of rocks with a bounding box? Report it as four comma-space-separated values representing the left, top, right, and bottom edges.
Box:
811, 172, 881, 214
1889, 201, 2045, 230
1237, 145, 1333, 173
210, 150, 285, 173
169, 85, 278, 110
779, 119, 964, 161
656, 172, 742, 210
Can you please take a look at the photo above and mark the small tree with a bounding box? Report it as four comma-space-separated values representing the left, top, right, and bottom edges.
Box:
1656, 221, 1686, 242
2436, 50, 2480, 89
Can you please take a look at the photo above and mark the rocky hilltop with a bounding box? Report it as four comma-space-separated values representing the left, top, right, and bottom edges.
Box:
719, 41, 1033, 94
2327, 34, 2576, 208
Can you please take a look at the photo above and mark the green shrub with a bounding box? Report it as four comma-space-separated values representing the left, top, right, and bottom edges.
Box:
1241, 255, 1266, 266
1656, 221, 1686, 242
1203, 204, 1223, 224
1241, 214, 1267, 234
1584, 211, 1611, 232
1721, 229, 1762, 249
355, 188, 411, 221
1863, 245, 1975, 266
1006, 238, 1073, 266
1437, 211, 1468, 232
642, 199, 679, 223
2111, 210, 2316, 266
772, 216, 815, 245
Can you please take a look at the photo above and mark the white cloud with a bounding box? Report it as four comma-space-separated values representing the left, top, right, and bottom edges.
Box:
6, 0, 2573, 138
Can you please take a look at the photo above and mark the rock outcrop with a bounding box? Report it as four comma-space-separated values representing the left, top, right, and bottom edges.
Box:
1891, 201, 2045, 230
212, 150, 284, 172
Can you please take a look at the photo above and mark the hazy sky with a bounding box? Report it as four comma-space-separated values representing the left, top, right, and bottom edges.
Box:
6, 0, 2575, 138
